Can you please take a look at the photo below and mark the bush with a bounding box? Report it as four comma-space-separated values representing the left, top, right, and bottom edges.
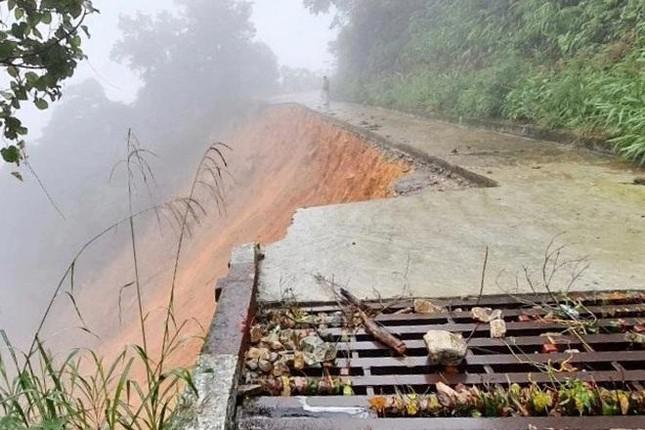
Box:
327, 0, 645, 162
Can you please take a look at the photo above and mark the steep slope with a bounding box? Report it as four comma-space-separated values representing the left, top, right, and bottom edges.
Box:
46, 104, 414, 370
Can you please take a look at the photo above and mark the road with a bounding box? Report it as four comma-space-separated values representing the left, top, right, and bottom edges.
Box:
259, 93, 645, 301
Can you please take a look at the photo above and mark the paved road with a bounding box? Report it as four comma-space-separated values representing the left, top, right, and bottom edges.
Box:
259, 94, 645, 301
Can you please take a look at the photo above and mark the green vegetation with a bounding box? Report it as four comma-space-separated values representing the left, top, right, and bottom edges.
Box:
307, 0, 645, 162
0, 136, 228, 429
0, 0, 97, 168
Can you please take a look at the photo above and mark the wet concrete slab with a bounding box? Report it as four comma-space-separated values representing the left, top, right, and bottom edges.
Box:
259, 94, 645, 301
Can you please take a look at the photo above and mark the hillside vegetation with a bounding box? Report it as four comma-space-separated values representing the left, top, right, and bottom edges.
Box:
308, 0, 645, 162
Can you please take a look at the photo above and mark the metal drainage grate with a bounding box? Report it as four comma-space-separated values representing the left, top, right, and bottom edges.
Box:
237, 291, 645, 429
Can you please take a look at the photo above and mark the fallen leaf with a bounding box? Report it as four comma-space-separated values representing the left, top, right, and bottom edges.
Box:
281, 376, 291, 396
617, 392, 630, 415
368, 396, 387, 413
436, 382, 457, 407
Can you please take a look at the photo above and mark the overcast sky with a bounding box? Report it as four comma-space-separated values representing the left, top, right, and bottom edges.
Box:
21, 0, 337, 140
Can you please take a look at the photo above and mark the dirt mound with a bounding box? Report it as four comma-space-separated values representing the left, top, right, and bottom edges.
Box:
52, 104, 411, 369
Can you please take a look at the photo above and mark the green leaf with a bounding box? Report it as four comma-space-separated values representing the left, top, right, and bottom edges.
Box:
7, 66, 18, 78
0, 41, 16, 60
34, 98, 48, 110
10, 171, 23, 181
41, 11, 52, 25
25, 72, 39, 87
1, 145, 21, 164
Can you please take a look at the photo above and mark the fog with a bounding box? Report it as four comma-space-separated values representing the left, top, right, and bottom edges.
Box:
0, 0, 336, 347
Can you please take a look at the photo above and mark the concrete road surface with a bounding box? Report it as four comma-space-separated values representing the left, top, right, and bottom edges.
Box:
259, 93, 645, 301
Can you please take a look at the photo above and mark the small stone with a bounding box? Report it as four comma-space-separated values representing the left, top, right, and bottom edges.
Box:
269, 340, 284, 351
258, 359, 273, 373
329, 311, 343, 327
272, 359, 290, 377
472, 307, 502, 323
269, 352, 279, 362
414, 299, 445, 314
246, 347, 270, 361
423, 330, 467, 366
245, 359, 258, 370
300, 335, 324, 353
300, 335, 337, 365
489, 318, 507, 338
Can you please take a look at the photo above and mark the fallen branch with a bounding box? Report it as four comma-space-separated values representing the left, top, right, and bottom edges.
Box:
340, 288, 407, 355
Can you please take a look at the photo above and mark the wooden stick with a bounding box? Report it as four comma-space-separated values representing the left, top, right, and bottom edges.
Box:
360, 309, 407, 354
340, 288, 407, 355
340, 288, 374, 313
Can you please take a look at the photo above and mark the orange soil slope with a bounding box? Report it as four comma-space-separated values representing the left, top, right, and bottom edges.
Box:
68, 104, 410, 368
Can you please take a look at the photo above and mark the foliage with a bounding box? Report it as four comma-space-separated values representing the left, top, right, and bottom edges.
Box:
0, 0, 97, 167
314, 0, 645, 162
0, 133, 229, 429
112, 0, 278, 129
368, 380, 645, 418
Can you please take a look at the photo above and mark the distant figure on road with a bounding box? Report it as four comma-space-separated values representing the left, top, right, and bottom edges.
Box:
322, 76, 330, 108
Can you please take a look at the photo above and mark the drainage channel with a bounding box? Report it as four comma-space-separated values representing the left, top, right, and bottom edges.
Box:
236, 291, 645, 430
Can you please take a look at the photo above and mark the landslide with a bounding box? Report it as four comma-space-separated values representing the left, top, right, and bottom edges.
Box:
54, 104, 412, 369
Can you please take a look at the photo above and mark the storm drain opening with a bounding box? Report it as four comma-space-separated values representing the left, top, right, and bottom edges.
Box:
236, 291, 645, 429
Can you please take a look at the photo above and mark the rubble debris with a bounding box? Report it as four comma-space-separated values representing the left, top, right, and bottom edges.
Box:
259, 376, 352, 396
414, 299, 446, 314
258, 359, 273, 373
272, 359, 289, 377
423, 330, 467, 366
300, 335, 337, 365
471, 307, 502, 323
489, 318, 507, 338
246, 347, 270, 361
626, 331, 645, 344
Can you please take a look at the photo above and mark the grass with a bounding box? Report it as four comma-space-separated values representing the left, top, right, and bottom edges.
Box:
0, 131, 230, 429
332, 0, 645, 163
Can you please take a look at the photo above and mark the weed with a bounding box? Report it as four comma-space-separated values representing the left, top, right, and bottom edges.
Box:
0, 132, 229, 429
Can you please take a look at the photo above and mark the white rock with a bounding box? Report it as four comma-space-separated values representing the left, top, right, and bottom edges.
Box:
414, 299, 445, 314
490, 318, 507, 338
472, 307, 503, 323
423, 330, 467, 366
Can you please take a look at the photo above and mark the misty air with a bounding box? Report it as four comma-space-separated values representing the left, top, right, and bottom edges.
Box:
1, 1, 644, 429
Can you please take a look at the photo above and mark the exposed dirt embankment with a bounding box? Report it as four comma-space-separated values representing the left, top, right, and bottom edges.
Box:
63, 104, 413, 368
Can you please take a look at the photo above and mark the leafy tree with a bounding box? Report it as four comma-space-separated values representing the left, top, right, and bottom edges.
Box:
309, 0, 645, 162
0, 0, 97, 168
113, 0, 278, 129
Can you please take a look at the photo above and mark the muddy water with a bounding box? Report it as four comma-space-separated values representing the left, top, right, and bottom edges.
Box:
45, 104, 411, 371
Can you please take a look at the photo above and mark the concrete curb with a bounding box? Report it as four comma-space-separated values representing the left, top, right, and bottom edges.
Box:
185, 243, 261, 430
348, 101, 614, 155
